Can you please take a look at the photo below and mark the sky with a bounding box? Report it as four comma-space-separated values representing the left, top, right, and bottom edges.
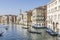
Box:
0, 0, 51, 15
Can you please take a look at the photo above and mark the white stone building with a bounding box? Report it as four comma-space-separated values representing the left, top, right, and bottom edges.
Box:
47, 0, 60, 34
23, 12, 28, 28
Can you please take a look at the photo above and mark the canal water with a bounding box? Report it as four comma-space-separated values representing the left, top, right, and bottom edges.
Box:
0, 24, 60, 40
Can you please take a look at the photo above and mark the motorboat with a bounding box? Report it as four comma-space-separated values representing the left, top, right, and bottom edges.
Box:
32, 25, 46, 29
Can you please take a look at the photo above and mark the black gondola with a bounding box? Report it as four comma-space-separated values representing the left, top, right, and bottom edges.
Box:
5, 28, 8, 30
0, 32, 4, 37
46, 28, 58, 36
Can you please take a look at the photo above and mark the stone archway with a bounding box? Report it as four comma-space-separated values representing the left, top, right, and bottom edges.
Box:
52, 22, 59, 32
52, 22, 55, 31
56, 22, 58, 32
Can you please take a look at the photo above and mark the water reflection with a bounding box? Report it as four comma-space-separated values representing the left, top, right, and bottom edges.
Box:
0, 24, 59, 40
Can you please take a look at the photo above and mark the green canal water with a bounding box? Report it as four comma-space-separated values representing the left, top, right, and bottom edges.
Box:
0, 24, 60, 40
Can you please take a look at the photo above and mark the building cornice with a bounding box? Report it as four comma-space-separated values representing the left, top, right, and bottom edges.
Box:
47, 0, 56, 5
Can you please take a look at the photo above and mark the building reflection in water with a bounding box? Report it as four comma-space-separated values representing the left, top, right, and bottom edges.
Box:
0, 24, 59, 40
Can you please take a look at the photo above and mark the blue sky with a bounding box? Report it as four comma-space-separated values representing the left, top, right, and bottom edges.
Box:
0, 0, 51, 15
